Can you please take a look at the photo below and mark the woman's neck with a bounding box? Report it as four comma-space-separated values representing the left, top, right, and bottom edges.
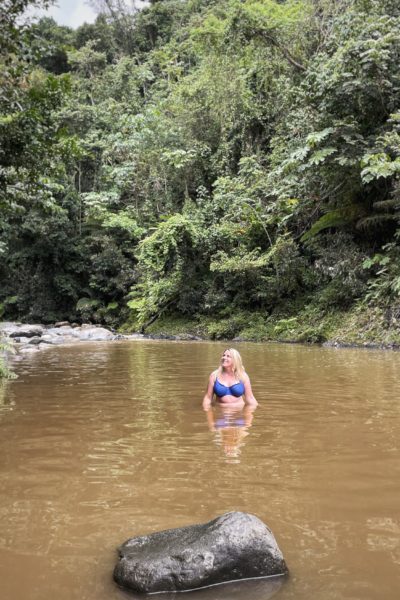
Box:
222, 367, 234, 376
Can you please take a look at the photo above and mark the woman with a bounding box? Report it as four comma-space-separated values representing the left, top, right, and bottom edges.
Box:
202, 348, 257, 410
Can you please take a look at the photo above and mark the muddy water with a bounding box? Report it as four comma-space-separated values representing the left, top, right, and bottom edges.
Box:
0, 340, 400, 600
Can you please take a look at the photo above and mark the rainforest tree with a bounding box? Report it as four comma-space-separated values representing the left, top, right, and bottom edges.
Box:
1, 0, 399, 339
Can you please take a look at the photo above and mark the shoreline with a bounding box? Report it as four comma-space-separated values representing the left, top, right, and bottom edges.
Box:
2, 317, 400, 360
1, 320, 399, 381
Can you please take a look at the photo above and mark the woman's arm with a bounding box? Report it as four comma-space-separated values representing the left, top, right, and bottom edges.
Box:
205, 407, 216, 431
243, 373, 258, 407
243, 404, 255, 427
202, 372, 215, 410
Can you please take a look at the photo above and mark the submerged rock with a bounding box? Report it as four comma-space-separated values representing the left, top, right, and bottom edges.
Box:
114, 512, 288, 594
19, 346, 40, 354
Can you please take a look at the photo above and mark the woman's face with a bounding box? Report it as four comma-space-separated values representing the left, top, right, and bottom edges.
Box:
221, 350, 233, 369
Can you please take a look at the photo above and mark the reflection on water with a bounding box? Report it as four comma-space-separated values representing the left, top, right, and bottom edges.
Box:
205, 405, 256, 462
115, 575, 285, 600
0, 379, 14, 414
0, 340, 400, 600
134, 574, 285, 600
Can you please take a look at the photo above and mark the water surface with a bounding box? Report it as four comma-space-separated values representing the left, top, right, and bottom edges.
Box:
1, 340, 400, 600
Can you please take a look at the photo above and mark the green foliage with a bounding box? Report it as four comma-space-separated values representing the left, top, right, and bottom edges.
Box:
0, 296, 18, 320
205, 313, 250, 340
307, 232, 368, 308
2, 0, 400, 335
361, 237, 400, 305
300, 208, 356, 241
0, 338, 17, 380
361, 153, 400, 183
76, 297, 100, 311
128, 214, 198, 328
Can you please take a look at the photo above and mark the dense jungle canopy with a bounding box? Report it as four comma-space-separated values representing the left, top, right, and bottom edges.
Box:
1, 0, 400, 342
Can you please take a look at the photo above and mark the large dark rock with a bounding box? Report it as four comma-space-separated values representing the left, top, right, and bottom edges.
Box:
114, 512, 288, 594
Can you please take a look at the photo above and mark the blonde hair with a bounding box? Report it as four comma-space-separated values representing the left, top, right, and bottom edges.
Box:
217, 348, 245, 380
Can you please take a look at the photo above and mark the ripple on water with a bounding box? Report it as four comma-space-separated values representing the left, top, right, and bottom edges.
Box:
1, 341, 400, 600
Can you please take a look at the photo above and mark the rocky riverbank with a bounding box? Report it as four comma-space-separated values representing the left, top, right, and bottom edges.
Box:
0, 321, 205, 359
0, 322, 144, 357
3, 298, 400, 362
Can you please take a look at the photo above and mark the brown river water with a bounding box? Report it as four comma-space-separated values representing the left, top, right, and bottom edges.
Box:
1, 340, 400, 600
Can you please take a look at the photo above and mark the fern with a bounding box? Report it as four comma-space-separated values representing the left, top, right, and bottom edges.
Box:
356, 213, 396, 230
372, 199, 400, 212
301, 207, 360, 242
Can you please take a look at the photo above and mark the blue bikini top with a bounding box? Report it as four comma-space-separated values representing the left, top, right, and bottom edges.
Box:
214, 378, 245, 398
